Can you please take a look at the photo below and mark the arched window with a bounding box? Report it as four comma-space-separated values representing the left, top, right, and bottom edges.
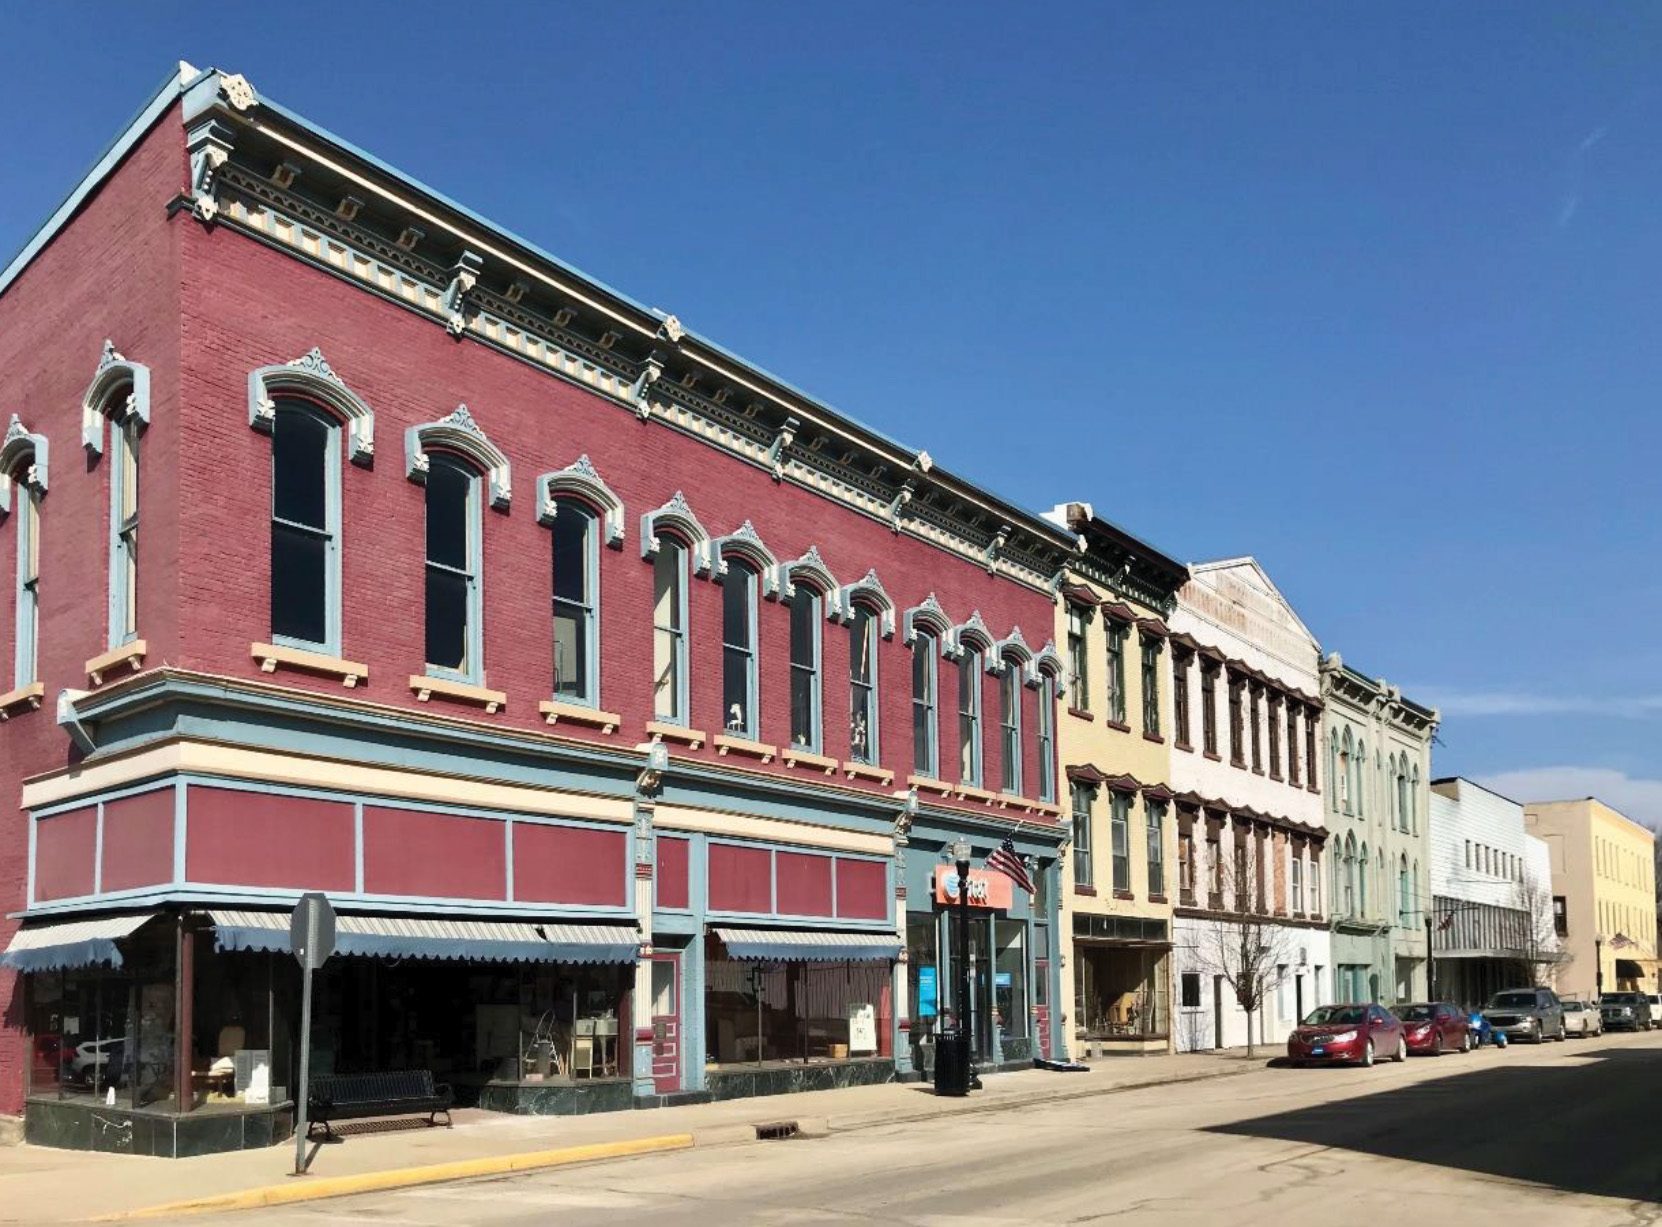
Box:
1337, 730, 1353, 814
912, 629, 939, 778
998, 658, 1021, 794
848, 601, 879, 765
1343, 834, 1357, 916
1354, 738, 1366, 817
269, 399, 340, 652
1410, 766, 1421, 833
84, 342, 150, 650
549, 498, 598, 705
1035, 671, 1056, 803
721, 560, 758, 738
1398, 854, 1410, 927
2, 414, 47, 692
423, 453, 482, 681
1358, 843, 1370, 916
788, 583, 821, 751
652, 539, 687, 722
957, 645, 984, 786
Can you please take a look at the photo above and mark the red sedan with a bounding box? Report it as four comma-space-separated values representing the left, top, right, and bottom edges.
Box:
1287, 1003, 1406, 1067
1395, 1001, 1472, 1056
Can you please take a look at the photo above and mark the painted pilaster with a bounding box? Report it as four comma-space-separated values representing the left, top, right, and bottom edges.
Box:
892, 796, 914, 1076
631, 799, 656, 1100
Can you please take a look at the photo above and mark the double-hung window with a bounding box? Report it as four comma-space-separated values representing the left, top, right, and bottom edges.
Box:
1292, 854, 1304, 914
1140, 638, 1160, 735
424, 454, 482, 680
1105, 623, 1127, 723
551, 500, 597, 703
270, 400, 339, 651
1071, 783, 1094, 888
848, 606, 878, 763
722, 562, 758, 738
1268, 694, 1281, 776
1146, 800, 1166, 896
1036, 675, 1056, 803
1110, 792, 1131, 893
110, 413, 140, 646
653, 542, 687, 722
1200, 662, 1218, 755
912, 631, 939, 776
1309, 855, 1321, 916
998, 663, 1020, 794
958, 649, 983, 786
789, 588, 821, 749
1286, 704, 1300, 785
1172, 654, 1190, 747
14, 482, 41, 687
1228, 677, 1245, 765
1066, 608, 1089, 711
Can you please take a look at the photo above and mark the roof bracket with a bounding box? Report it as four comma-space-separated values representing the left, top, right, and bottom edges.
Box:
767, 417, 800, 482
440, 250, 483, 336
186, 119, 235, 225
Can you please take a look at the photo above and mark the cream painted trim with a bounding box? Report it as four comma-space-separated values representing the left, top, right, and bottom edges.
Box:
538, 700, 620, 733
713, 734, 777, 764
87, 640, 148, 686
844, 762, 895, 786
652, 803, 893, 857
410, 674, 506, 713
21, 736, 633, 824
781, 748, 837, 775
645, 721, 706, 750
0, 682, 46, 718
253, 642, 367, 687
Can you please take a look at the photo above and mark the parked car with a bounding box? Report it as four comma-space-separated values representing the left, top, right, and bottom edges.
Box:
1647, 994, 1662, 1026
1394, 1002, 1471, 1055
1561, 999, 1603, 1037
66, 1036, 126, 1087
1483, 987, 1565, 1043
1287, 1003, 1406, 1067
1600, 992, 1653, 1031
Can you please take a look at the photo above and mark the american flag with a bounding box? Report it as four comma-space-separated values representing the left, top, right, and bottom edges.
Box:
1437, 912, 1455, 932
1611, 932, 1637, 950
987, 835, 1035, 895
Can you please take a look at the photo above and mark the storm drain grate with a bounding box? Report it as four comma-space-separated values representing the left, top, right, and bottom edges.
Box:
754, 1120, 801, 1141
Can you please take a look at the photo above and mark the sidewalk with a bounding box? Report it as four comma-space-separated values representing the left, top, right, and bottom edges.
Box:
0, 1052, 1255, 1224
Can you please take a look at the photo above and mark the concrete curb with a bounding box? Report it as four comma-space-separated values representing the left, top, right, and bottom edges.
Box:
98, 1133, 696, 1221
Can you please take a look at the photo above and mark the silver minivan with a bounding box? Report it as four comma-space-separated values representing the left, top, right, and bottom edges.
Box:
1483, 987, 1566, 1043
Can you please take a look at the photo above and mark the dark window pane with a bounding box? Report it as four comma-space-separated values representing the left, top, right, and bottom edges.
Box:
551, 503, 590, 606
790, 593, 817, 668
723, 564, 753, 648
272, 403, 328, 529
425, 456, 472, 570
272, 524, 327, 643
913, 703, 932, 769
426, 565, 469, 669
724, 645, 750, 732
791, 668, 815, 746
849, 610, 873, 685
554, 608, 587, 700
913, 638, 932, 701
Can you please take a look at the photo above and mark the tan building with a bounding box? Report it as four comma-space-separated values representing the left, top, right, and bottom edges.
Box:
1525, 798, 1658, 998
1045, 503, 1188, 1055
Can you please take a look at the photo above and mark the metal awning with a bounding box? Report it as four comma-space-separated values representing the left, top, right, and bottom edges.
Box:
0, 913, 154, 971
208, 911, 639, 964
714, 927, 901, 962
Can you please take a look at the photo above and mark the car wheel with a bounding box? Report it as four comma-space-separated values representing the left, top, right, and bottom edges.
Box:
1395, 1036, 1407, 1063
1361, 1039, 1375, 1068
1531, 1020, 1542, 1044
1432, 1033, 1443, 1057
1461, 1029, 1471, 1053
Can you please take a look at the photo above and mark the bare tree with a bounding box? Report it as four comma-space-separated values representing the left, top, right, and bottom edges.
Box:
1511, 870, 1566, 990
1192, 851, 1294, 1057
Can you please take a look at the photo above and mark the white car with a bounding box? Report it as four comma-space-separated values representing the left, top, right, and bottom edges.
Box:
1648, 995, 1662, 1026
1562, 999, 1603, 1037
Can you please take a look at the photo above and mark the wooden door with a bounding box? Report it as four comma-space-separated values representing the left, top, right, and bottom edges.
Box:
649, 952, 680, 1094
1034, 958, 1051, 1059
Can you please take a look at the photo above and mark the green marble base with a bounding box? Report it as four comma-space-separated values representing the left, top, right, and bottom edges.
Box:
705, 1059, 896, 1102
24, 1098, 292, 1157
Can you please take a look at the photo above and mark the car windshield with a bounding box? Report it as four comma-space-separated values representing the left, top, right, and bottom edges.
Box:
1603, 993, 1641, 1005
1562, 1002, 1583, 1011
1303, 1006, 1366, 1026
1489, 992, 1537, 1008
1394, 1004, 1435, 1021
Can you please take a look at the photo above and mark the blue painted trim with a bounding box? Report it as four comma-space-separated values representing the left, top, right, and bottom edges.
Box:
12, 482, 41, 688
25, 807, 37, 907
31, 777, 177, 820
0, 66, 196, 297
0, 940, 124, 972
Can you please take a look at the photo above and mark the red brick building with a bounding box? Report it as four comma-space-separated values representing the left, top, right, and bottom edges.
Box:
0, 66, 1076, 1154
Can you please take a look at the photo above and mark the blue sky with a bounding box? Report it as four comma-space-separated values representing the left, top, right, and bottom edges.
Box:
3, 4, 1658, 820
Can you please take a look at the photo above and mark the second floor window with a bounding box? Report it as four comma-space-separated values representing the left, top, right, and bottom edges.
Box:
270, 401, 338, 652
1140, 639, 1160, 735
1249, 687, 1262, 771
722, 562, 758, 737
1111, 791, 1131, 893
1200, 663, 1218, 754
1309, 855, 1321, 915
849, 606, 878, 763
13, 481, 41, 688
1036, 675, 1056, 802
110, 413, 140, 646
1287, 704, 1300, 785
999, 663, 1021, 794
912, 631, 939, 776
1172, 654, 1190, 747
789, 588, 821, 750
652, 541, 686, 722
550, 501, 597, 704
1106, 623, 1127, 723
424, 454, 481, 679
1066, 608, 1089, 711
1228, 677, 1245, 764
1179, 831, 1195, 899
958, 649, 983, 786
1292, 853, 1304, 914
1268, 695, 1282, 776
1146, 800, 1166, 896
1071, 783, 1094, 887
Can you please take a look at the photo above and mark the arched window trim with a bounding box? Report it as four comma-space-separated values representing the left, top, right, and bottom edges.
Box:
836, 568, 896, 638
537, 454, 624, 548
994, 626, 1035, 683
1358, 843, 1370, 915
421, 451, 484, 684
406, 403, 511, 510
1354, 737, 1366, 817
1029, 639, 1065, 690
902, 592, 953, 646
640, 490, 713, 575
948, 610, 1000, 672
249, 347, 375, 467
0, 414, 48, 516
998, 658, 1022, 796
544, 495, 601, 709
81, 340, 151, 456
266, 400, 343, 655
711, 520, 781, 597
788, 582, 823, 752
775, 545, 840, 611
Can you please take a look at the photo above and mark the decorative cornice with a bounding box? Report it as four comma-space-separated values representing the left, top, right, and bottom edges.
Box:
1100, 600, 1138, 625
1061, 581, 1103, 610
1141, 783, 1175, 803
902, 593, 953, 646
0, 414, 47, 515
248, 347, 375, 466
405, 403, 511, 509
1136, 617, 1170, 640
947, 610, 997, 665
775, 545, 840, 608
835, 569, 897, 638
711, 521, 782, 595
640, 491, 714, 574
81, 339, 151, 456
1104, 773, 1144, 795
1066, 763, 1110, 787
537, 454, 625, 548
1028, 640, 1065, 688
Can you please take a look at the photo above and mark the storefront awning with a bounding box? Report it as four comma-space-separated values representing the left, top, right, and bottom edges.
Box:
0, 913, 154, 971
207, 911, 640, 964
714, 927, 901, 962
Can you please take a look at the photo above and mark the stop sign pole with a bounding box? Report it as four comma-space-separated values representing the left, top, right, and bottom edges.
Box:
290, 893, 336, 1176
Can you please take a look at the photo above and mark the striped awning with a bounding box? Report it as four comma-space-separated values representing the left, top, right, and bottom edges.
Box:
208, 911, 639, 965
713, 927, 901, 962
0, 913, 155, 971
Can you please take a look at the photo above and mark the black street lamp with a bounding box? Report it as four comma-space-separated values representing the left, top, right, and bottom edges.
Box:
1596, 936, 1604, 997
953, 837, 973, 1073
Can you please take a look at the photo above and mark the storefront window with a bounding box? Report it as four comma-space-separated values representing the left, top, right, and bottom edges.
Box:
706, 938, 888, 1065
994, 921, 1027, 1039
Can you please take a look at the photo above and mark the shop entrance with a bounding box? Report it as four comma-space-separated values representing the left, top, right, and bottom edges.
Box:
649, 952, 681, 1094
1074, 942, 1170, 1041
1034, 958, 1051, 1059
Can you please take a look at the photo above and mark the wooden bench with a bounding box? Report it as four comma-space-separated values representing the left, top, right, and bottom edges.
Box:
307, 1070, 454, 1138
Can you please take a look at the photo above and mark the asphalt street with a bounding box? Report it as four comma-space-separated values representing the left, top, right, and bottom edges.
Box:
193, 1030, 1662, 1226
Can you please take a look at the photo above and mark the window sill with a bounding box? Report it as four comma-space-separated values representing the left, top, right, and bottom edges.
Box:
538, 699, 620, 734
907, 774, 954, 796
1142, 732, 1164, 745
1203, 750, 1221, 762
646, 720, 707, 750
409, 673, 506, 713
845, 761, 895, 786
1251, 766, 1265, 776
1269, 772, 1284, 783
782, 746, 837, 774
1307, 784, 1321, 795
1103, 719, 1131, 734
1113, 889, 1135, 901
1149, 893, 1168, 905
1066, 707, 1094, 722
0, 681, 45, 719
1229, 758, 1246, 770
1174, 740, 1193, 754
253, 642, 368, 687
86, 639, 147, 686
1074, 884, 1098, 897
1179, 893, 1197, 908
714, 733, 777, 764
957, 784, 997, 805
